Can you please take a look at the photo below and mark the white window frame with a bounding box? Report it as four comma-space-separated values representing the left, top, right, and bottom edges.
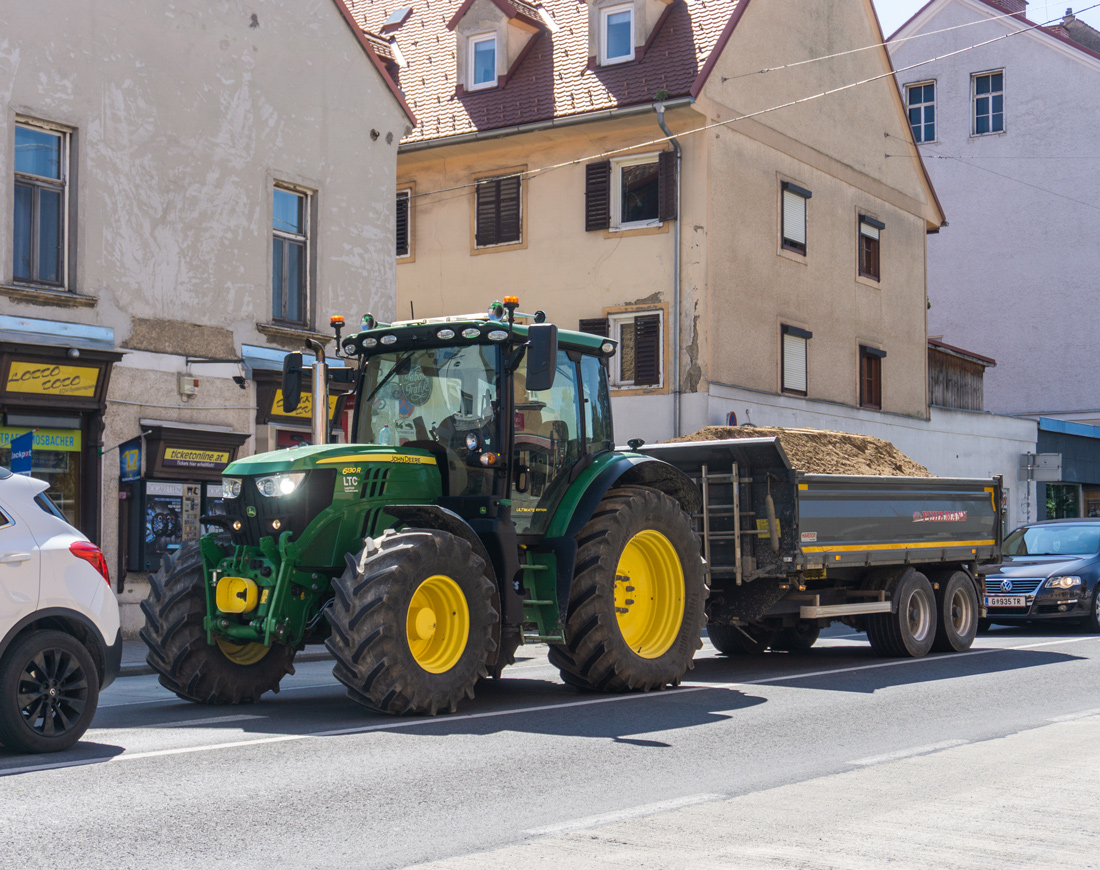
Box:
272, 183, 312, 327
610, 153, 660, 230
906, 81, 936, 144
468, 32, 497, 91
971, 70, 1004, 137
781, 182, 810, 255
599, 3, 635, 66
12, 118, 71, 290
608, 309, 663, 389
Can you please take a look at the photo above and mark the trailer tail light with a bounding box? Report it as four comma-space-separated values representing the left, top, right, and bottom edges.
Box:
70, 541, 111, 588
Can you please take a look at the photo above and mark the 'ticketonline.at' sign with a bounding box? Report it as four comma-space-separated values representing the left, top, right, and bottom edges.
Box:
5, 362, 100, 397
162, 447, 231, 471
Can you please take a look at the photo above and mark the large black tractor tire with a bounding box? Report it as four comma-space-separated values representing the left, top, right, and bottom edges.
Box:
140, 541, 297, 704
548, 486, 707, 692
326, 528, 499, 715
773, 621, 821, 653
0, 630, 100, 754
930, 570, 980, 652
866, 569, 937, 658
707, 622, 775, 655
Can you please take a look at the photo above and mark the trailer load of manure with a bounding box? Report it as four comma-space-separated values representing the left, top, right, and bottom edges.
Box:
667, 426, 932, 477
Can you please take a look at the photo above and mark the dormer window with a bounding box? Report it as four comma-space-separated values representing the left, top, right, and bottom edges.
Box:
601, 3, 634, 64
469, 33, 497, 90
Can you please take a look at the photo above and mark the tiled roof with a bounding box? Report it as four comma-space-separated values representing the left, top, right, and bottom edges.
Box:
346, 0, 743, 144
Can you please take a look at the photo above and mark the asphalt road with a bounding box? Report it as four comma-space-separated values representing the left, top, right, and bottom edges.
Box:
2, 624, 1099, 869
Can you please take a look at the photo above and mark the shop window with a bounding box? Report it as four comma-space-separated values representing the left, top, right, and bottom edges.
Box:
13, 120, 69, 288
906, 82, 936, 143
860, 345, 885, 409
0, 423, 84, 527
474, 173, 521, 248
973, 71, 1004, 135
859, 216, 884, 281
781, 324, 811, 395
1046, 484, 1080, 519
781, 182, 811, 255
272, 185, 310, 326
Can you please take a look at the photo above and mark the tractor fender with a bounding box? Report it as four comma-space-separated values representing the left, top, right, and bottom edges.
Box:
384, 505, 497, 585
562, 454, 701, 539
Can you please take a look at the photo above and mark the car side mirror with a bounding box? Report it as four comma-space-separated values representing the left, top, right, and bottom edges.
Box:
282, 351, 303, 413
525, 324, 557, 392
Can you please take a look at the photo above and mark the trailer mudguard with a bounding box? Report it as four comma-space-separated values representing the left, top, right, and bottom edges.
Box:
536, 453, 702, 618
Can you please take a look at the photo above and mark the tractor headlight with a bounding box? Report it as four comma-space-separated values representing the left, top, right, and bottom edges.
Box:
1045, 576, 1082, 589
465, 431, 482, 451
222, 477, 242, 499
255, 472, 306, 498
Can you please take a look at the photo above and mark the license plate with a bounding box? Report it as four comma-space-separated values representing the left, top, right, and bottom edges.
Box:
985, 595, 1026, 608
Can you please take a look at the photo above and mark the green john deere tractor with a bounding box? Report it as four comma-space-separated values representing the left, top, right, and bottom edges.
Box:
141, 298, 706, 714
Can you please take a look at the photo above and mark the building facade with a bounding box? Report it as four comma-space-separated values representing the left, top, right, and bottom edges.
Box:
1, 0, 411, 632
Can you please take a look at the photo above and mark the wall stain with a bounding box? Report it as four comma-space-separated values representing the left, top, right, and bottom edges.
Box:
684, 299, 701, 393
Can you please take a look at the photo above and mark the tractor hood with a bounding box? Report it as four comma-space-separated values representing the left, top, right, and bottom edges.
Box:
224, 443, 439, 476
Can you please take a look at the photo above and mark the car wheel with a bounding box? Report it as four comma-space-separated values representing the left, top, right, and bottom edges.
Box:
0, 630, 101, 754
1085, 585, 1100, 634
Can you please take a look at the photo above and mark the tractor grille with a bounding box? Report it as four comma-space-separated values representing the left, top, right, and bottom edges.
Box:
983, 577, 1043, 596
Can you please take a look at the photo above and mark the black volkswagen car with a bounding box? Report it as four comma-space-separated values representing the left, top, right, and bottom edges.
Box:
982, 519, 1100, 631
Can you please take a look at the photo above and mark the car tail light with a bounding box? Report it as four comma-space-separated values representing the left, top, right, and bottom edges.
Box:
70, 541, 111, 588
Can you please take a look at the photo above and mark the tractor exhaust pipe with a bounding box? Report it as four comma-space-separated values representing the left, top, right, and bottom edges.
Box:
306, 339, 328, 446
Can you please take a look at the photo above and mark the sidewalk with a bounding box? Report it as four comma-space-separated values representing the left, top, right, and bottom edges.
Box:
118, 638, 333, 677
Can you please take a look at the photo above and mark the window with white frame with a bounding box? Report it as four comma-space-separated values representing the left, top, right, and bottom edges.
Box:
272, 185, 310, 325
906, 82, 936, 143
972, 71, 1004, 135
396, 188, 411, 258
469, 33, 497, 90
781, 324, 811, 395
611, 154, 660, 228
600, 3, 634, 65
13, 120, 69, 288
781, 181, 811, 255
605, 310, 662, 388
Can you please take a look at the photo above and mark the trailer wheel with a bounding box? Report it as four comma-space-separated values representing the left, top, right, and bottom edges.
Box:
773, 622, 820, 653
866, 570, 936, 658
140, 541, 297, 704
548, 486, 706, 691
707, 622, 774, 655
930, 570, 979, 652
326, 529, 498, 715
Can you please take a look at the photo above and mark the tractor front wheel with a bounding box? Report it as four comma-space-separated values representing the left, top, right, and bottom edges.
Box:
140, 541, 297, 704
326, 529, 499, 715
548, 486, 707, 692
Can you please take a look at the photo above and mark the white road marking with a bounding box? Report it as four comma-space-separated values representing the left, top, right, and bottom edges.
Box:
1047, 708, 1100, 723
524, 793, 724, 836
166, 714, 266, 728
850, 739, 968, 766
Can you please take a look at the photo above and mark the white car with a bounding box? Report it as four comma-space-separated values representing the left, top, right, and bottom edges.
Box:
0, 467, 121, 753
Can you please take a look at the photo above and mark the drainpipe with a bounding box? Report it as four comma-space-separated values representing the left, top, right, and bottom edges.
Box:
656, 103, 682, 437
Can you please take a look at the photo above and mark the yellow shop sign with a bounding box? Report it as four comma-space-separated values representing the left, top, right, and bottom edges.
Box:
163, 447, 231, 470
0, 427, 82, 452
6, 361, 99, 398
272, 389, 339, 420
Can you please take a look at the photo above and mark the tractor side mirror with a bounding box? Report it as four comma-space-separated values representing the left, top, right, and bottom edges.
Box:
282, 351, 303, 413
525, 323, 558, 392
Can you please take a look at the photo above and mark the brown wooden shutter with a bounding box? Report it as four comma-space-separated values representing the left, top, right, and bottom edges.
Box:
475, 175, 521, 247
395, 191, 410, 257
585, 161, 611, 231
658, 150, 677, 222
578, 318, 609, 337
633, 314, 661, 386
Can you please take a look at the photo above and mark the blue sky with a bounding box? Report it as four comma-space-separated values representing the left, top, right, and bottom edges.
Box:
872, 0, 1100, 38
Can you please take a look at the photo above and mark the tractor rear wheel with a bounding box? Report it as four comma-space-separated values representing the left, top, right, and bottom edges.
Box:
326, 529, 499, 715
548, 486, 706, 692
140, 541, 297, 704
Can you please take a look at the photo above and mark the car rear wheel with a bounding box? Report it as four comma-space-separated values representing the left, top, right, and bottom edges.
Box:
1085, 585, 1100, 634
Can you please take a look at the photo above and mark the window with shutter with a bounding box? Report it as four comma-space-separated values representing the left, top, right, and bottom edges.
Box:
396, 188, 411, 258
860, 346, 885, 409
658, 149, 677, 223
633, 314, 661, 386
607, 309, 663, 388
475, 173, 522, 248
781, 324, 811, 395
604, 153, 671, 230
858, 215, 884, 281
781, 181, 811, 255
578, 318, 610, 337
585, 161, 611, 232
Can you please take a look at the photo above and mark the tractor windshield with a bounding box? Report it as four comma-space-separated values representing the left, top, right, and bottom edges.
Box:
355, 344, 501, 494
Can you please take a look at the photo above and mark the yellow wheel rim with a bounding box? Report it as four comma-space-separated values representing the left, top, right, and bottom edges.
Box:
614, 530, 685, 658
216, 637, 271, 666
406, 575, 470, 673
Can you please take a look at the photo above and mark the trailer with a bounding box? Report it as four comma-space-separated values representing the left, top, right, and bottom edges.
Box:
638, 437, 1002, 657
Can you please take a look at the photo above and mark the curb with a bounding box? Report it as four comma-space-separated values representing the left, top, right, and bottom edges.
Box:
117, 647, 335, 678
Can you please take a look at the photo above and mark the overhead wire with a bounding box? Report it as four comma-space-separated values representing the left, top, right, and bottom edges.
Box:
403, 2, 1100, 206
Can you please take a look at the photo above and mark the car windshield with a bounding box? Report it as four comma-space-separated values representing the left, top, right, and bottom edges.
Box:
1003, 524, 1100, 557
355, 344, 500, 449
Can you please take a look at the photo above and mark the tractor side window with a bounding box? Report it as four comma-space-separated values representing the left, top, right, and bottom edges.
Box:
512, 349, 582, 536
580, 355, 613, 454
